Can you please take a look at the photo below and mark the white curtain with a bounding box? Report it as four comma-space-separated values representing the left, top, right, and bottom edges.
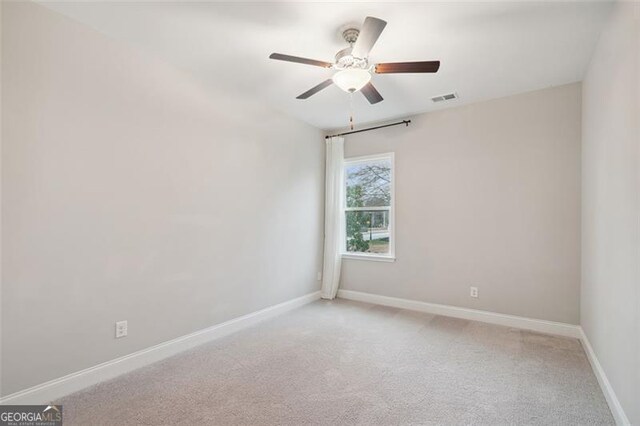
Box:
321, 136, 345, 299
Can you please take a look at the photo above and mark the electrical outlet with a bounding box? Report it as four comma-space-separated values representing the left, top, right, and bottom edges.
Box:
115, 320, 128, 338
470, 287, 479, 298
317, 272, 322, 281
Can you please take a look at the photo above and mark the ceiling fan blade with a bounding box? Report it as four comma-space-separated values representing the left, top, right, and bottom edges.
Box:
360, 82, 383, 104
296, 79, 333, 99
351, 17, 387, 59
269, 53, 333, 68
375, 61, 440, 74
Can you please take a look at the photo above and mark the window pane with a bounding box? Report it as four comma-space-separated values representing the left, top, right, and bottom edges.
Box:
345, 210, 390, 254
345, 159, 391, 208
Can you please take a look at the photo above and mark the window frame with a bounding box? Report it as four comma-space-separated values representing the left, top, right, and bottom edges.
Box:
341, 152, 396, 262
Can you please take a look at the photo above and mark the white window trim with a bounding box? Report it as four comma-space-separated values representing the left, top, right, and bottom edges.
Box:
342, 253, 396, 262
341, 152, 396, 262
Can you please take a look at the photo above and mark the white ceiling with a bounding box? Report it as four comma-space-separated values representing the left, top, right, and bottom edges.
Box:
41, 1, 613, 130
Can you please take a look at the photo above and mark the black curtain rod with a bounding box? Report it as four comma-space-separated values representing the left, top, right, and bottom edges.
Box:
325, 120, 411, 139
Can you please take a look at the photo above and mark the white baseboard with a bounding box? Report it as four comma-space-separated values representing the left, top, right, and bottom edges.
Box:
4, 289, 628, 426
337, 289, 581, 338
579, 328, 630, 426
337, 289, 629, 424
0, 291, 321, 405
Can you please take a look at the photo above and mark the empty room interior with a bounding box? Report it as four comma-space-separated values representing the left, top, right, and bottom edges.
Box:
0, 0, 639, 425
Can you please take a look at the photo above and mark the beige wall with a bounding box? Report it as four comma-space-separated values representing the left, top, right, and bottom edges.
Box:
1, 2, 324, 396
581, 1, 639, 424
341, 83, 582, 324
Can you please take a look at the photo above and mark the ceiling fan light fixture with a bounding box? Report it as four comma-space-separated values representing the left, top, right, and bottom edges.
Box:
332, 69, 371, 93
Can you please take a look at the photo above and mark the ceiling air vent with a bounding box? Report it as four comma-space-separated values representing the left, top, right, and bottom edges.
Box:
431, 92, 458, 103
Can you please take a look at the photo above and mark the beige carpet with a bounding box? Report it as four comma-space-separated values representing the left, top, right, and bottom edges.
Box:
58, 299, 613, 425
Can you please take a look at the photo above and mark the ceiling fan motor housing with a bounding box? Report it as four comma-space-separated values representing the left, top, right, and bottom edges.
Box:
336, 28, 370, 69
335, 47, 355, 68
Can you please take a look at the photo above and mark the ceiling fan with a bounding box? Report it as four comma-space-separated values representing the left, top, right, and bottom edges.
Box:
269, 16, 440, 104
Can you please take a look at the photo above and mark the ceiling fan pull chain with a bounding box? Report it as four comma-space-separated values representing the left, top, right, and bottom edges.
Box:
349, 92, 355, 130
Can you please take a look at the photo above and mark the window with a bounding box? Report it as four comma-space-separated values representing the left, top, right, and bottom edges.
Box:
343, 153, 395, 261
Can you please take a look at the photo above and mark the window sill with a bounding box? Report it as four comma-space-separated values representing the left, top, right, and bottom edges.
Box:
341, 253, 396, 263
